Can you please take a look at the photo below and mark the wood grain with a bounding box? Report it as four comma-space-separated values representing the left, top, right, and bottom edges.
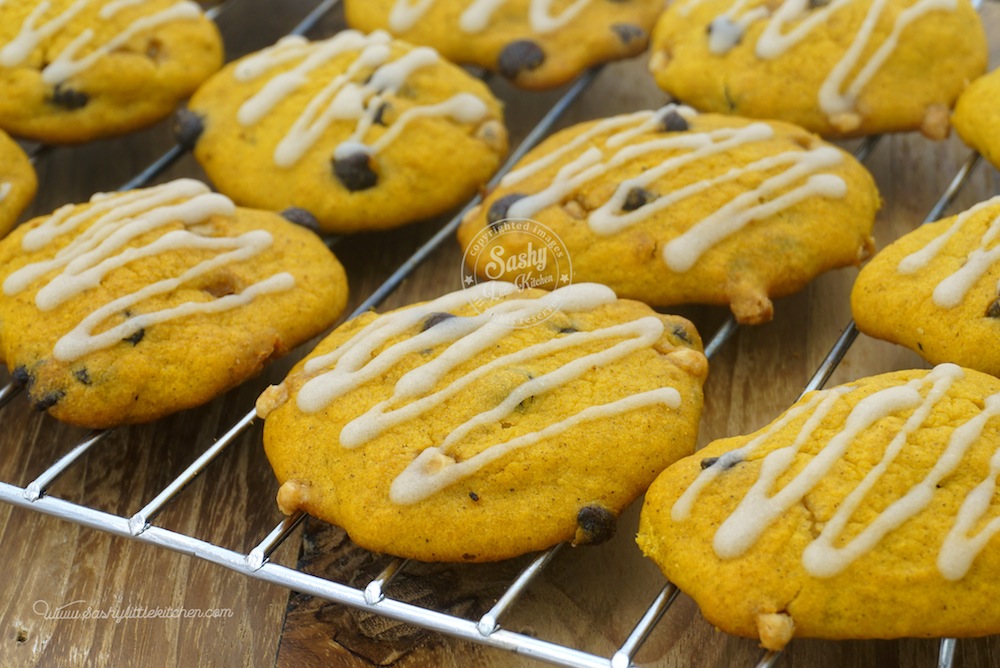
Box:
0, 1, 998, 667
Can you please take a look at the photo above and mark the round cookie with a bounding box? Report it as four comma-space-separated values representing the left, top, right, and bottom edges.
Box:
852, 196, 1000, 377
0, 129, 37, 238
648, 0, 987, 139
0, 0, 223, 143
182, 30, 507, 234
0, 179, 349, 428
344, 0, 663, 90
258, 282, 708, 562
638, 363, 1000, 650
953, 68, 1000, 171
457, 105, 880, 325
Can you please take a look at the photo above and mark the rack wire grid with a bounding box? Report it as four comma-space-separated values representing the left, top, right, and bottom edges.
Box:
2, 0, 999, 666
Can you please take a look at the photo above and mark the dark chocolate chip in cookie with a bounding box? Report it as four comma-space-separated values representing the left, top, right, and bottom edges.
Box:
657, 109, 689, 133
497, 40, 546, 80
51, 85, 89, 110
574, 505, 617, 545
672, 323, 693, 345
74, 368, 92, 385
34, 390, 65, 411
333, 152, 378, 192
622, 186, 657, 212
172, 109, 205, 149
422, 312, 456, 331
280, 207, 321, 233
123, 328, 145, 346
11, 366, 32, 388
987, 298, 1000, 319
611, 24, 647, 46
487, 194, 527, 229
372, 101, 391, 126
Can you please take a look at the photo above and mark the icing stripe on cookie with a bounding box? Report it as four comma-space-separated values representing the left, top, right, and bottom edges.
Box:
297, 282, 687, 503
3, 179, 295, 362
699, 0, 959, 125
502, 104, 846, 273
232, 30, 490, 168
389, 0, 596, 34
897, 195, 1000, 309
674, 363, 1000, 580
0, 182, 10, 202
0, 1, 205, 85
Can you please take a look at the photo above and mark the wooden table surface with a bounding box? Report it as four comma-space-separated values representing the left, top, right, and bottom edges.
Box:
1, 1, 999, 666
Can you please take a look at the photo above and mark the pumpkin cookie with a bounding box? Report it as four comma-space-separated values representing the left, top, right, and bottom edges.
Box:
0, 179, 348, 428
181, 30, 507, 234
0, 129, 36, 238
648, 0, 987, 138
953, 68, 1000, 170
457, 105, 879, 325
259, 282, 707, 562
852, 196, 1000, 377
344, 0, 663, 89
0, 0, 223, 143
638, 363, 1000, 650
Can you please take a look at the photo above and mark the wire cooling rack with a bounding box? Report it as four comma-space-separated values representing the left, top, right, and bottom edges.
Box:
2, 1, 998, 666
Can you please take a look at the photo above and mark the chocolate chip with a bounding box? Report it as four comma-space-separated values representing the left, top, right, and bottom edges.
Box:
575, 505, 616, 545
332, 152, 378, 192
11, 366, 32, 388
469, 491, 479, 502
74, 368, 92, 385
622, 186, 657, 212
987, 299, 1000, 319
611, 23, 646, 45
280, 207, 321, 233
497, 40, 545, 80
172, 108, 205, 149
701, 453, 742, 470
34, 390, 64, 411
657, 109, 689, 133
422, 312, 455, 331
373, 102, 391, 126
462, 553, 476, 561
123, 328, 145, 345
51, 84, 88, 110
558, 326, 578, 334
672, 324, 693, 345
809, 0, 832, 7
487, 193, 526, 229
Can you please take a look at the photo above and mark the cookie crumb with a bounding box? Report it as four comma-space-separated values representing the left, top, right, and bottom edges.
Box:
756, 611, 795, 650
256, 383, 289, 418
276, 480, 310, 515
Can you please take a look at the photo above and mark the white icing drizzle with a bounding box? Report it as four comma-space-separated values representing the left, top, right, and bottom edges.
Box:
0, 182, 10, 202
3, 179, 295, 362
503, 104, 845, 273
896, 196, 1000, 309
1, 1, 204, 85
388, 0, 596, 34
296, 282, 687, 503
674, 363, 1000, 580
232, 30, 489, 168
706, 0, 959, 121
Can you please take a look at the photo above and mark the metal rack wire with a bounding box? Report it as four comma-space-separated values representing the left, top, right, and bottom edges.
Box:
1, 1, 997, 666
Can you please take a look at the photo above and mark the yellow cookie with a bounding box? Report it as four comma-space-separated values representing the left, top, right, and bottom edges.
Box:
259, 282, 707, 562
953, 68, 1000, 171
852, 196, 1000, 377
638, 363, 1000, 650
344, 0, 664, 89
0, 179, 348, 428
182, 30, 507, 234
649, 0, 987, 139
0, 129, 36, 238
457, 105, 879, 325
0, 0, 223, 143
